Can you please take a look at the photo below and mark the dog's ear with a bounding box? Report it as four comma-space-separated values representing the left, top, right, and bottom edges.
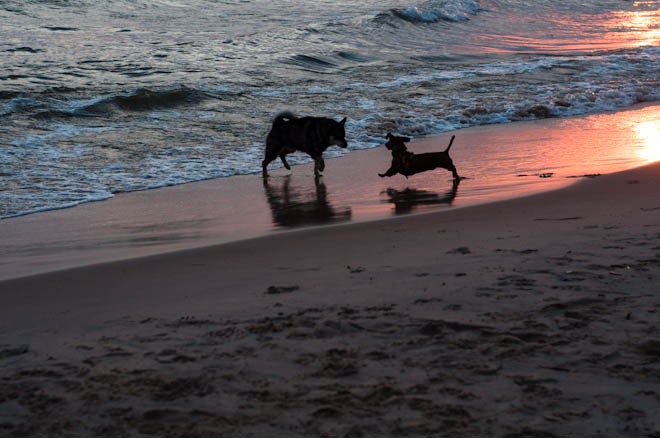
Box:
339, 117, 347, 126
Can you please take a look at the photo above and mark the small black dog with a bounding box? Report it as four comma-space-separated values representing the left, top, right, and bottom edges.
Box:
262, 111, 348, 177
379, 132, 459, 180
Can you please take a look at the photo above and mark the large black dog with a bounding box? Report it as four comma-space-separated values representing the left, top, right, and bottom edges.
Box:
379, 132, 460, 180
262, 111, 348, 177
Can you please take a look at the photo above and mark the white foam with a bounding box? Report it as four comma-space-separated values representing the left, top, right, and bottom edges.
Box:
11, 125, 80, 148
253, 88, 291, 97
410, 96, 437, 106
374, 58, 563, 90
10, 125, 116, 149
1, 195, 114, 219
195, 111, 217, 119
351, 100, 371, 112
394, 0, 485, 23
56, 96, 105, 114
376, 69, 470, 88
306, 86, 335, 94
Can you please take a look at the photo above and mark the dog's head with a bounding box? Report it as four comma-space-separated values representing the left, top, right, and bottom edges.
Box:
385, 132, 410, 152
328, 117, 348, 148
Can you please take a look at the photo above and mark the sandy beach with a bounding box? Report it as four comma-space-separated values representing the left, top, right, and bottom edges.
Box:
2, 110, 660, 436
4, 0, 660, 435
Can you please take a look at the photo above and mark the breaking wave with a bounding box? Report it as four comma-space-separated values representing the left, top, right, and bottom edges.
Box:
390, 0, 486, 23
1, 87, 210, 119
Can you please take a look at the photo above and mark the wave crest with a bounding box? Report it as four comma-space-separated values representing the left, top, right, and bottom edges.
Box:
0, 86, 209, 119
390, 0, 485, 23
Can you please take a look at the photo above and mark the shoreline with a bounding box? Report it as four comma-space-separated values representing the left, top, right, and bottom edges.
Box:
2, 155, 660, 331
1, 103, 659, 281
2, 101, 657, 223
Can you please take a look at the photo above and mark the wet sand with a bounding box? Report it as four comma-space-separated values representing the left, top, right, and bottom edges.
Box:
2, 106, 660, 436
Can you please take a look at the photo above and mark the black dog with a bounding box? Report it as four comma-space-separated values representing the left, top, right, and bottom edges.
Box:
262, 111, 348, 177
379, 133, 459, 180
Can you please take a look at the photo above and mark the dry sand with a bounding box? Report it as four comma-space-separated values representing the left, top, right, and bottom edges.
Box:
2, 112, 660, 436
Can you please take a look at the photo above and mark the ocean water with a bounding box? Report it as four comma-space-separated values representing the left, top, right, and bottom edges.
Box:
1, 0, 660, 218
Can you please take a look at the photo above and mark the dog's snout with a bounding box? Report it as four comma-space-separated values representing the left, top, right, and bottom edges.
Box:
330, 136, 348, 148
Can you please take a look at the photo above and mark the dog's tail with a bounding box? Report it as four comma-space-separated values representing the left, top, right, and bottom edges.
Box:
272, 110, 296, 127
444, 135, 456, 153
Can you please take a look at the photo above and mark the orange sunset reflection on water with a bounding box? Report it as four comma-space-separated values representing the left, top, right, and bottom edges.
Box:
609, 3, 660, 48
561, 5, 660, 51
479, 2, 660, 53
634, 121, 660, 162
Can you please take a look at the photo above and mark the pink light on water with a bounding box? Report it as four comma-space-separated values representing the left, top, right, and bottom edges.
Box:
634, 120, 660, 162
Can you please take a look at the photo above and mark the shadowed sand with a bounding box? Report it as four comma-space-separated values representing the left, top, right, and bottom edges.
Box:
2, 107, 660, 436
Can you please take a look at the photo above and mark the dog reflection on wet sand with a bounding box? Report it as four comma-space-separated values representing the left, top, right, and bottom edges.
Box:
383, 179, 460, 215
263, 175, 351, 228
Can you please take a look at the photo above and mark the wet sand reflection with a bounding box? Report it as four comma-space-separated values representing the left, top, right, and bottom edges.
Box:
263, 175, 352, 228
382, 179, 460, 215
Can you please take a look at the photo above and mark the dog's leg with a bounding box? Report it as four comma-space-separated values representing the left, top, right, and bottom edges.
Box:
318, 157, 325, 172
279, 152, 291, 170
262, 157, 274, 177
450, 165, 460, 180
263, 156, 276, 177
262, 147, 279, 177
379, 166, 398, 178
313, 157, 323, 176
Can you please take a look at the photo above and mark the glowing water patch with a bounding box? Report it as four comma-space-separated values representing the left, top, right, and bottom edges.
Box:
634, 120, 660, 162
